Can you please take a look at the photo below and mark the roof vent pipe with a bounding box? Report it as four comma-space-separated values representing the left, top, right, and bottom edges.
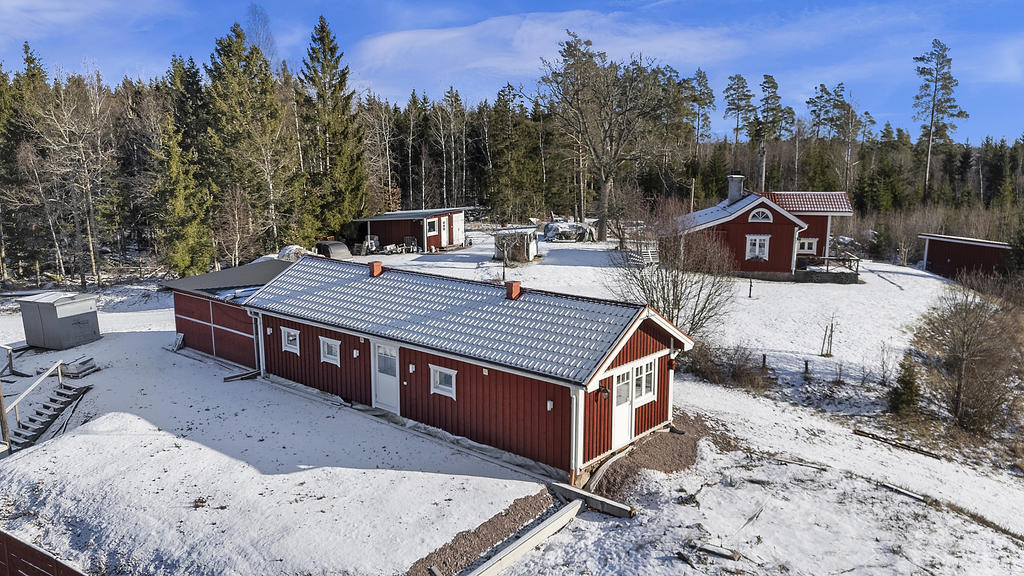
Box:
727, 173, 746, 204
369, 261, 384, 277
505, 281, 522, 300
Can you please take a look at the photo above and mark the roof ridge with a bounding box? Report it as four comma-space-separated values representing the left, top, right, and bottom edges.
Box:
298, 255, 645, 310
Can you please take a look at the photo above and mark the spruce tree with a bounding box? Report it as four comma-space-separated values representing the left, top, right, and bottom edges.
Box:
153, 115, 213, 276
888, 352, 921, 413
299, 16, 365, 238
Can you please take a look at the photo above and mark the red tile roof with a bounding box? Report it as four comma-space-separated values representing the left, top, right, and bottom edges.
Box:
761, 191, 853, 214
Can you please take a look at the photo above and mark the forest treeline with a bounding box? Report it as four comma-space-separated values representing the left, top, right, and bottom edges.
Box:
0, 17, 1021, 281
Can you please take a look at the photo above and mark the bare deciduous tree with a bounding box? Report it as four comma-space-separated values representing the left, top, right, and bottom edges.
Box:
612, 197, 735, 339
914, 273, 1022, 432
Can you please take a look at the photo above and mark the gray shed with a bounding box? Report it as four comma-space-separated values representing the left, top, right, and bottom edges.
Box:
17, 292, 101, 350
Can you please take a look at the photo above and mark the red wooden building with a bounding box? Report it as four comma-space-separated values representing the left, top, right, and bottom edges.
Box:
919, 233, 1011, 278
165, 259, 291, 368
760, 190, 853, 258
681, 174, 853, 274
243, 256, 693, 482
355, 208, 468, 252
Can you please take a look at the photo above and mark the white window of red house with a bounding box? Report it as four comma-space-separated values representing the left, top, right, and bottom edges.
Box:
319, 336, 340, 366
430, 364, 457, 399
748, 208, 773, 223
746, 235, 770, 260
633, 360, 657, 405
281, 327, 300, 355
426, 218, 439, 236
614, 359, 657, 406
797, 238, 819, 254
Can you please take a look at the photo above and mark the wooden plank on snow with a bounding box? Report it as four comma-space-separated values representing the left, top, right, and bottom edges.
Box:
466, 499, 583, 576
550, 482, 635, 518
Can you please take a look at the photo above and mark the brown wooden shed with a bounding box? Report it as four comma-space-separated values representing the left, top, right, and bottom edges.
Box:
355, 208, 468, 252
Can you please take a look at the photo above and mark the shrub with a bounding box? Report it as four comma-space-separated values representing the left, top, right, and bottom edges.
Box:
888, 353, 921, 413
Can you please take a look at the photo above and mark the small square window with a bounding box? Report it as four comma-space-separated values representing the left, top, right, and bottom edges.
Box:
281, 327, 300, 355
320, 336, 340, 366
429, 364, 457, 399
797, 238, 818, 254
426, 218, 439, 236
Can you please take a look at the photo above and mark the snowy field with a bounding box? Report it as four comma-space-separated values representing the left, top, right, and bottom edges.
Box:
0, 287, 542, 575
1, 231, 1021, 575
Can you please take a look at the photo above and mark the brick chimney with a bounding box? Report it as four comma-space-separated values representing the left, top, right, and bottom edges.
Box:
369, 261, 384, 277
727, 173, 746, 204
505, 280, 522, 300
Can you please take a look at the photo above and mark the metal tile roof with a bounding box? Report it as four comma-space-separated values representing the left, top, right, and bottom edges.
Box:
354, 207, 471, 222
761, 191, 853, 214
243, 257, 645, 384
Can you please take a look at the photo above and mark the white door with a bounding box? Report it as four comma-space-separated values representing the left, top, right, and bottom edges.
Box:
440, 216, 450, 248
373, 343, 400, 414
452, 212, 465, 246
611, 371, 633, 449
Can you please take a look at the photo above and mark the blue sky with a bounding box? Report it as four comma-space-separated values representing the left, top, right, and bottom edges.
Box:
1, 0, 1021, 143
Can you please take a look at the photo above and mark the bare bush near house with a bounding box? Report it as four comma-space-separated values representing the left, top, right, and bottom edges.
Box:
913, 273, 1023, 433
612, 197, 736, 340
833, 204, 1021, 264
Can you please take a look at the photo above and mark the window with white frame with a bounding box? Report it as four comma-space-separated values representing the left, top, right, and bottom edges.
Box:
281, 327, 300, 355
430, 364, 457, 399
745, 235, 770, 261
614, 372, 631, 406
319, 336, 340, 366
632, 360, 657, 405
426, 218, 439, 236
748, 208, 773, 223
797, 237, 819, 254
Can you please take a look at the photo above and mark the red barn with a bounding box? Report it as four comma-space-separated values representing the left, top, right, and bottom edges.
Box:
165, 260, 291, 368
682, 174, 853, 274
243, 256, 693, 483
919, 233, 1011, 278
355, 208, 468, 252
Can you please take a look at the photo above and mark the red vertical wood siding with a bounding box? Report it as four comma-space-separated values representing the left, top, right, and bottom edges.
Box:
399, 348, 572, 470
369, 219, 420, 247
584, 319, 674, 465
175, 316, 214, 355
925, 239, 1010, 278
583, 376, 613, 463
712, 203, 799, 273
261, 315, 372, 406
173, 291, 257, 367
173, 291, 210, 322
797, 214, 830, 257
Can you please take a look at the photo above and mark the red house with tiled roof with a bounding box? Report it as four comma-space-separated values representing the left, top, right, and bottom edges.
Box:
681, 174, 853, 274
761, 191, 854, 258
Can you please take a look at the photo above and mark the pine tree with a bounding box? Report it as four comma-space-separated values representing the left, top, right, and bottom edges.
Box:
299, 16, 364, 238
888, 352, 921, 413
913, 39, 968, 200
723, 74, 755, 165
691, 68, 715, 161
153, 115, 212, 276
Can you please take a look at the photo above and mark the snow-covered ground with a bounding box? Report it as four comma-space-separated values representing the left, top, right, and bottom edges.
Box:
0, 288, 542, 575
2, 232, 1021, 576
